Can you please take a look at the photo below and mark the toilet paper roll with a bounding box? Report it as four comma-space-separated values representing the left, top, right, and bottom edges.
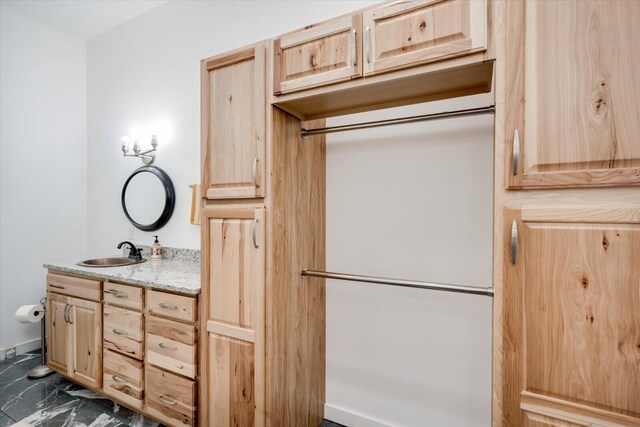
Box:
15, 304, 44, 324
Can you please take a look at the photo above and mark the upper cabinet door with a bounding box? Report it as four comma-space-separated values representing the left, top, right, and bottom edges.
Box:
363, 0, 487, 76
274, 14, 362, 95
506, 1, 640, 189
202, 43, 265, 199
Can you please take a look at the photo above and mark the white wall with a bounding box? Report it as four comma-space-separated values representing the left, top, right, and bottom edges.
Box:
0, 6, 87, 354
86, 0, 376, 256
325, 94, 494, 426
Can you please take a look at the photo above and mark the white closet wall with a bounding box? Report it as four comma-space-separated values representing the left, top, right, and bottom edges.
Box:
325, 93, 494, 427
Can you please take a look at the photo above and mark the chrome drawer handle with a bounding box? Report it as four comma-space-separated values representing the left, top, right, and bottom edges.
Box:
112, 328, 128, 336
159, 395, 177, 406
365, 26, 371, 64
50, 284, 65, 290
112, 375, 127, 384
159, 342, 177, 351
105, 290, 127, 298
158, 303, 177, 310
350, 28, 357, 66
252, 157, 260, 188
252, 218, 259, 249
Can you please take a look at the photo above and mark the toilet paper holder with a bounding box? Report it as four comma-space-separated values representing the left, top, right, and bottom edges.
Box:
24, 298, 54, 379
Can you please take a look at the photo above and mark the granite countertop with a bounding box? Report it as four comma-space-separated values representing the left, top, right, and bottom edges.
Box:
44, 246, 200, 295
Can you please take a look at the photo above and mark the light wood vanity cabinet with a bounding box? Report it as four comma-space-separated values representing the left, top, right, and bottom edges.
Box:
506, 0, 640, 188
46, 275, 102, 390
362, 0, 487, 76
201, 43, 266, 200
502, 207, 640, 426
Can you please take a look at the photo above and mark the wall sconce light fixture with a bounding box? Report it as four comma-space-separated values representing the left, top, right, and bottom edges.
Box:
121, 135, 158, 165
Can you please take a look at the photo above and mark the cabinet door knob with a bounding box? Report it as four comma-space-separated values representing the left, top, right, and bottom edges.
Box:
252, 157, 260, 188
511, 220, 518, 265
252, 218, 259, 249
159, 395, 177, 406
365, 26, 372, 64
512, 129, 520, 176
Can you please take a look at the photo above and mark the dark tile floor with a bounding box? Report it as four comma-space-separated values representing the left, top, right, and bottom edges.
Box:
0, 351, 346, 427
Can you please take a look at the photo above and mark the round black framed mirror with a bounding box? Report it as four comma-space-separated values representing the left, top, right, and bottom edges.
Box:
121, 165, 175, 231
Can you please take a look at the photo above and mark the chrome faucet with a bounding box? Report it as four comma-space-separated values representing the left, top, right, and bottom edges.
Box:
117, 241, 143, 261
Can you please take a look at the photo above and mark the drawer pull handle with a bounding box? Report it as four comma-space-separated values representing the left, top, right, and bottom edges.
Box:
158, 303, 177, 310
252, 157, 260, 188
50, 284, 65, 290
159, 342, 177, 351
350, 28, 357, 66
112, 375, 127, 384
112, 328, 128, 336
252, 218, 259, 249
64, 304, 70, 323
105, 290, 127, 298
67, 304, 74, 324
159, 395, 177, 406
365, 26, 371, 64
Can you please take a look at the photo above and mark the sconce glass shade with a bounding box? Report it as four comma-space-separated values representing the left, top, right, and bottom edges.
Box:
133, 141, 141, 154
151, 135, 158, 149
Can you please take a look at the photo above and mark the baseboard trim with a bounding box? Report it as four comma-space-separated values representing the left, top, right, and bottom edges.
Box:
0, 338, 41, 361
325, 403, 393, 427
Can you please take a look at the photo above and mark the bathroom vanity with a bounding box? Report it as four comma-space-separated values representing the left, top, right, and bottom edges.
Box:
44, 251, 200, 427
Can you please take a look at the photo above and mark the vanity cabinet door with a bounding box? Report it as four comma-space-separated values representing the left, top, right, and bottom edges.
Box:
506, 1, 640, 188
68, 297, 102, 390
502, 207, 640, 426
201, 43, 265, 200
47, 293, 70, 373
201, 206, 265, 426
363, 0, 487, 76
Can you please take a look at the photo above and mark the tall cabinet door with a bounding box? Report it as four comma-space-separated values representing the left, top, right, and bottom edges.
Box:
502, 206, 640, 426
47, 293, 70, 373
201, 207, 265, 427
68, 297, 102, 390
506, 1, 640, 188
201, 43, 265, 199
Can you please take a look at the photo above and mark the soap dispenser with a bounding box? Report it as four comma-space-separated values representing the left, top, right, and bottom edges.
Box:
150, 236, 163, 260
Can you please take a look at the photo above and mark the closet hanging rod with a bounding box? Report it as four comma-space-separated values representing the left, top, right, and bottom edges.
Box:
301, 269, 494, 297
300, 105, 495, 137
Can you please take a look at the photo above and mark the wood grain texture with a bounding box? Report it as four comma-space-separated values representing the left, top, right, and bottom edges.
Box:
502, 207, 640, 426
272, 53, 492, 120
147, 289, 197, 324
274, 14, 361, 94
146, 316, 197, 379
103, 350, 144, 410
505, 0, 640, 188
103, 282, 144, 311
146, 364, 197, 427
363, 0, 485, 75
68, 296, 102, 390
201, 43, 265, 200
265, 108, 326, 427
47, 273, 101, 301
103, 305, 144, 360
208, 333, 255, 427
47, 292, 70, 373
523, 412, 581, 427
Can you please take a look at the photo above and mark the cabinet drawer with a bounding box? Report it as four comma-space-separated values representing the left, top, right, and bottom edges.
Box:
147, 290, 197, 323
102, 350, 143, 410
146, 316, 197, 379
47, 273, 101, 301
103, 282, 143, 311
363, 0, 487, 75
274, 14, 361, 94
145, 365, 196, 427
103, 305, 144, 359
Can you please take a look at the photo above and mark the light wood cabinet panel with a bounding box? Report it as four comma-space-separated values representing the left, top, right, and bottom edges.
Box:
207, 333, 255, 427
47, 273, 101, 301
201, 43, 265, 200
103, 350, 144, 410
502, 207, 640, 426
147, 289, 197, 323
104, 305, 144, 360
274, 14, 361, 94
146, 316, 197, 379
201, 206, 265, 427
506, 1, 640, 188
47, 293, 70, 372
103, 282, 144, 311
363, 0, 486, 76
523, 412, 581, 427
146, 364, 196, 427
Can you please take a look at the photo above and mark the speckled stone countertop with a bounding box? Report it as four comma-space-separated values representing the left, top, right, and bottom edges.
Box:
43, 246, 200, 295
